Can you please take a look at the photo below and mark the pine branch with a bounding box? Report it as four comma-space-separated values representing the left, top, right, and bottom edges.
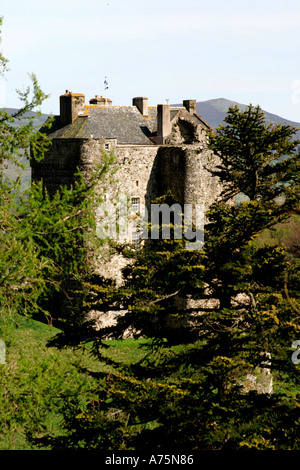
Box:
149, 290, 180, 305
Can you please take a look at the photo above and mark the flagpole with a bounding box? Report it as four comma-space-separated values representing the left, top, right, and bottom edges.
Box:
104, 76, 108, 106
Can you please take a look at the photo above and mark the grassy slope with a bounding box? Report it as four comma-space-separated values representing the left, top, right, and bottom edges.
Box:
1, 302, 299, 449
0, 314, 149, 450
255, 214, 300, 256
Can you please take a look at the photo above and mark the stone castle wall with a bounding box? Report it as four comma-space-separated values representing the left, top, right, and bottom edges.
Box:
158, 144, 221, 211
31, 138, 84, 194
33, 134, 221, 206
32, 135, 222, 281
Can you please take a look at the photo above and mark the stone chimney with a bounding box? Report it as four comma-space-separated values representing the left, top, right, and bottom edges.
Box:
157, 104, 171, 144
60, 91, 85, 125
133, 97, 148, 116
183, 99, 197, 114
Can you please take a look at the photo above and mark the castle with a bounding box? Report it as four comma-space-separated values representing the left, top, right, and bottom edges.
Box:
31, 91, 222, 278
30, 94, 274, 392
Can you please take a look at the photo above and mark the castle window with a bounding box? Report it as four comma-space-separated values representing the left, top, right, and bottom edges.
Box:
105, 143, 110, 150
131, 197, 140, 213
132, 231, 141, 250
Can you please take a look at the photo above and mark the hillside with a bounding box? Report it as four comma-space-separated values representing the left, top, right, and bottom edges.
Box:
1, 108, 49, 128
1, 108, 49, 188
173, 98, 300, 142
197, 98, 300, 129
194, 98, 300, 135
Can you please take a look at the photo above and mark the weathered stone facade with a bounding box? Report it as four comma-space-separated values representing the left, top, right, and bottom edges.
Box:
31, 91, 222, 279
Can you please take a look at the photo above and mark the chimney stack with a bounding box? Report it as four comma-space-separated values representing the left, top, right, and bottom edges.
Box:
133, 97, 148, 116
183, 99, 197, 114
89, 95, 112, 106
157, 104, 171, 144
60, 91, 85, 125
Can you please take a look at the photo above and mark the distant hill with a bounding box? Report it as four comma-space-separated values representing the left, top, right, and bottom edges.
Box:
0, 108, 49, 128
174, 98, 300, 140
0, 108, 49, 188
194, 98, 300, 136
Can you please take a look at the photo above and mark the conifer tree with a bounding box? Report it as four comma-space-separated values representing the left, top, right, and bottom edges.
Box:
54, 104, 300, 451
0, 16, 112, 326
0, 15, 53, 319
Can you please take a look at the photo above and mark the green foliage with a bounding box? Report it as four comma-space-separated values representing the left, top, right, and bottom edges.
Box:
0, 163, 112, 325
2, 16, 300, 449
0, 17, 119, 450
0, 16, 114, 325
208, 104, 300, 203
255, 214, 300, 258
0, 315, 104, 450
49, 104, 300, 451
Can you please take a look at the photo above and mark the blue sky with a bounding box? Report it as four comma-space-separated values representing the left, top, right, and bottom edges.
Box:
1, 0, 300, 122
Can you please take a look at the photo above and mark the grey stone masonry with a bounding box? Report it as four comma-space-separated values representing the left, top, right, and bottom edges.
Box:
31, 92, 222, 278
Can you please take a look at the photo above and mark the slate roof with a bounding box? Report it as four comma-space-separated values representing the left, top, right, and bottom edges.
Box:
43, 104, 210, 145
